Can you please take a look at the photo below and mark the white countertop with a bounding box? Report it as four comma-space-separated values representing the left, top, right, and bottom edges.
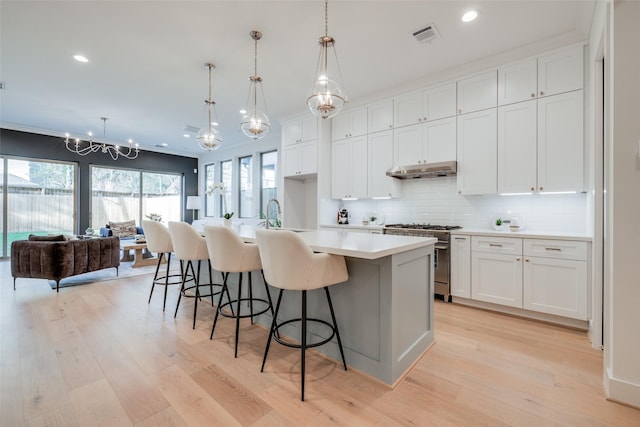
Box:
319, 223, 385, 231
451, 228, 593, 242
233, 225, 436, 260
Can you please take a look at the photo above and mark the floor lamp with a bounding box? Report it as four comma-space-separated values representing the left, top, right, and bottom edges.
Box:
186, 196, 201, 223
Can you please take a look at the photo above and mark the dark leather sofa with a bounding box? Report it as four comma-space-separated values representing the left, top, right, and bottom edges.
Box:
11, 236, 121, 292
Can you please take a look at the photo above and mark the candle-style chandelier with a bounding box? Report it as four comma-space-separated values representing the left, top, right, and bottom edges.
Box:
197, 63, 223, 151
65, 117, 139, 160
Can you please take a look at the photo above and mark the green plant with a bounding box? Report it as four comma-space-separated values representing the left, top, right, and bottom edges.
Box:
369, 216, 377, 222
495, 218, 502, 226
223, 212, 234, 220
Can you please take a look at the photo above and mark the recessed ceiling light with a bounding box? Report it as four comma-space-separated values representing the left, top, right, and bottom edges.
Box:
211, 121, 219, 126
183, 134, 190, 138
155, 143, 169, 147
461, 10, 479, 23
73, 54, 89, 63
239, 109, 247, 115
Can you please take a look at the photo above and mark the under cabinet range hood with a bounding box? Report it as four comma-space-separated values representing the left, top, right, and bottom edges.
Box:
386, 160, 457, 179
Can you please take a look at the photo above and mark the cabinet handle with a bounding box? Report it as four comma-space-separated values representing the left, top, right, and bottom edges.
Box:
545, 247, 562, 251
454, 237, 467, 240
531, 93, 535, 98
389, 124, 393, 128
458, 190, 462, 194
526, 258, 530, 262
539, 186, 544, 191
458, 109, 462, 114
489, 243, 503, 247
531, 187, 535, 191
423, 117, 427, 121
418, 118, 422, 122
540, 91, 544, 96
516, 257, 521, 261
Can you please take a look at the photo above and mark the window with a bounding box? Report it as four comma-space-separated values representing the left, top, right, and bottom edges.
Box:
260, 150, 278, 222
238, 155, 253, 218
221, 160, 232, 217
204, 163, 215, 217
90, 166, 182, 229
2, 157, 76, 256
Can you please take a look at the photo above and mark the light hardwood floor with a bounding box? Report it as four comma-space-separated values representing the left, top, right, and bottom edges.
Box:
2, 259, 639, 426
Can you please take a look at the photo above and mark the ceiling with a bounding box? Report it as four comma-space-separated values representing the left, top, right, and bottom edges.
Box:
0, 1, 595, 158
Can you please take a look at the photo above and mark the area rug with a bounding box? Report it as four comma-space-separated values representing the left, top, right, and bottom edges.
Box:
48, 262, 170, 289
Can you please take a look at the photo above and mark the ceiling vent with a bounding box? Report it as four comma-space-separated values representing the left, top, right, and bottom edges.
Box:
183, 125, 200, 134
412, 24, 439, 44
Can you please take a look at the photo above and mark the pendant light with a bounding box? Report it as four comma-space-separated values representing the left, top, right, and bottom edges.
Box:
240, 30, 271, 140
307, 0, 347, 119
197, 63, 223, 151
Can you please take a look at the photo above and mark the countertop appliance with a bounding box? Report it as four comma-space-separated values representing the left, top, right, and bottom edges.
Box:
338, 208, 349, 224
383, 223, 462, 302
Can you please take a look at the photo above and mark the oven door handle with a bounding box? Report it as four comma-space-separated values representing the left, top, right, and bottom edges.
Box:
434, 244, 448, 250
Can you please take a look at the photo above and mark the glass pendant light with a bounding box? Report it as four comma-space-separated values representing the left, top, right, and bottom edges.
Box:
240, 30, 271, 140
307, 0, 347, 119
197, 63, 223, 151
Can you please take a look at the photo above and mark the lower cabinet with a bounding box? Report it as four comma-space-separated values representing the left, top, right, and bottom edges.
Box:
453, 234, 590, 322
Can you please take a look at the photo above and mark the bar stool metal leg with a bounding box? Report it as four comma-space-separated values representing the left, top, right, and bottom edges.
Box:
325, 286, 347, 370
261, 289, 284, 372
301, 289, 307, 401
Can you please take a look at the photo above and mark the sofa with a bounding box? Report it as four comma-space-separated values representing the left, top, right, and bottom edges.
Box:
11, 235, 121, 292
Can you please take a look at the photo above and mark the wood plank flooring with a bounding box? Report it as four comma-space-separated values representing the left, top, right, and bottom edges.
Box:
2, 259, 639, 426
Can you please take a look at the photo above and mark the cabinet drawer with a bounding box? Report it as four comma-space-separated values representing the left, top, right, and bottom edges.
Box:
523, 239, 587, 261
472, 236, 522, 255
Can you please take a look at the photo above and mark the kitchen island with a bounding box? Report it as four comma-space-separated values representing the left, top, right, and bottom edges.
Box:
201, 224, 437, 386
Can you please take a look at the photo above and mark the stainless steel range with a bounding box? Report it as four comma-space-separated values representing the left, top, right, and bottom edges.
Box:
383, 224, 462, 302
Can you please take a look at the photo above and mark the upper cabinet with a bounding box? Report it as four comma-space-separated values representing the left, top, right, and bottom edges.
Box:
498, 44, 584, 106
457, 108, 497, 195
331, 136, 368, 199
368, 130, 400, 199
456, 70, 497, 114
331, 106, 368, 141
282, 115, 318, 146
394, 83, 456, 128
368, 99, 394, 133
394, 117, 456, 166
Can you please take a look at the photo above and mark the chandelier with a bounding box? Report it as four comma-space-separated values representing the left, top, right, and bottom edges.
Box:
197, 63, 223, 151
65, 117, 139, 160
307, 0, 348, 119
240, 30, 271, 140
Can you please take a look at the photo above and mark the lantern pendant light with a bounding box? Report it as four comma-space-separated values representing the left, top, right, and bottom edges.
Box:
307, 0, 347, 119
197, 63, 223, 151
241, 30, 271, 140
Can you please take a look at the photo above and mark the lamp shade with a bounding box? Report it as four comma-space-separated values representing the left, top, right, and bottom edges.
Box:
186, 196, 201, 210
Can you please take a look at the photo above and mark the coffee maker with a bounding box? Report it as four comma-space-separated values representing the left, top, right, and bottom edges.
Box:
337, 208, 349, 224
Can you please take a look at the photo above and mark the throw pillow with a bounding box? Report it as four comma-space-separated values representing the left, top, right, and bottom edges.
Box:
28, 234, 65, 242
108, 220, 137, 238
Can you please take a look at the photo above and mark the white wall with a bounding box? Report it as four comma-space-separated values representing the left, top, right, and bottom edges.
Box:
604, 0, 640, 408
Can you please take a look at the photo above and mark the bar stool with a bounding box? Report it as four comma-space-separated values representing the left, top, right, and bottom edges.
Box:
141, 220, 183, 311
255, 229, 348, 401
204, 225, 275, 358
168, 221, 228, 329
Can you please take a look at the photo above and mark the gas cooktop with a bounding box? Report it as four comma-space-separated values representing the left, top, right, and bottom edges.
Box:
384, 223, 462, 231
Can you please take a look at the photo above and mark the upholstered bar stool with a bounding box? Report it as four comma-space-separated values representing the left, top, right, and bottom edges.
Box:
168, 221, 228, 329
142, 220, 183, 311
204, 225, 275, 358
255, 229, 348, 401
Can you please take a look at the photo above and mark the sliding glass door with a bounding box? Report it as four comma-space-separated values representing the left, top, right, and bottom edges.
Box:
1, 157, 76, 257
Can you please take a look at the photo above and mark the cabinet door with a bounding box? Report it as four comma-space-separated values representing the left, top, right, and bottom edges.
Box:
394, 90, 423, 128
331, 140, 350, 198
456, 109, 497, 195
300, 140, 318, 175
349, 135, 368, 198
538, 44, 583, 97
349, 107, 368, 138
394, 124, 423, 166
300, 116, 318, 142
368, 130, 399, 198
332, 113, 350, 141
283, 145, 301, 176
497, 100, 537, 194
537, 90, 583, 192
523, 256, 587, 320
424, 82, 457, 121
471, 251, 523, 308
423, 117, 456, 163
282, 120, 302, 146
368, 99, 394, 133
498, 58, 538, 106
457, 70, 497, 114
451, 235, 471, 298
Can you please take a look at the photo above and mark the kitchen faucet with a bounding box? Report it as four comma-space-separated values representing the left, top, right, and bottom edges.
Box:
265, 198, 281, 229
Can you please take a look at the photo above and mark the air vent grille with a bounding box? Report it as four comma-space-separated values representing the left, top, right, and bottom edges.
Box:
412, 24, 439, 44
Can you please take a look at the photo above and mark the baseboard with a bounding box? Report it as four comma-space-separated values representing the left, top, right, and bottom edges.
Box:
605, 367, 640, 409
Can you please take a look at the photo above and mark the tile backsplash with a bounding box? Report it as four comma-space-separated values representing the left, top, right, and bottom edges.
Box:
334, 177, 588, 233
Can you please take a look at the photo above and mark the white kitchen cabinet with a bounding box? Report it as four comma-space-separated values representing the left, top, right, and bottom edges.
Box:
331, 106, 368, 141
394, 83, 456, 128
537, 90, 584, 192
450, 235, 471, 298
283, 140, 317, 177
331, 135, 368, 199
456, 108, 497, 195
456, 70, 497, 114
368, 99, 394, 133
497, 100, 537, 194
498, 58, 538, 106
282, 115, 318, 146
471, 236, 523, 308
394, 117, 456, 166
538, 44, 583, 98
368, 130, 400, 198
523, 239, 588, 320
